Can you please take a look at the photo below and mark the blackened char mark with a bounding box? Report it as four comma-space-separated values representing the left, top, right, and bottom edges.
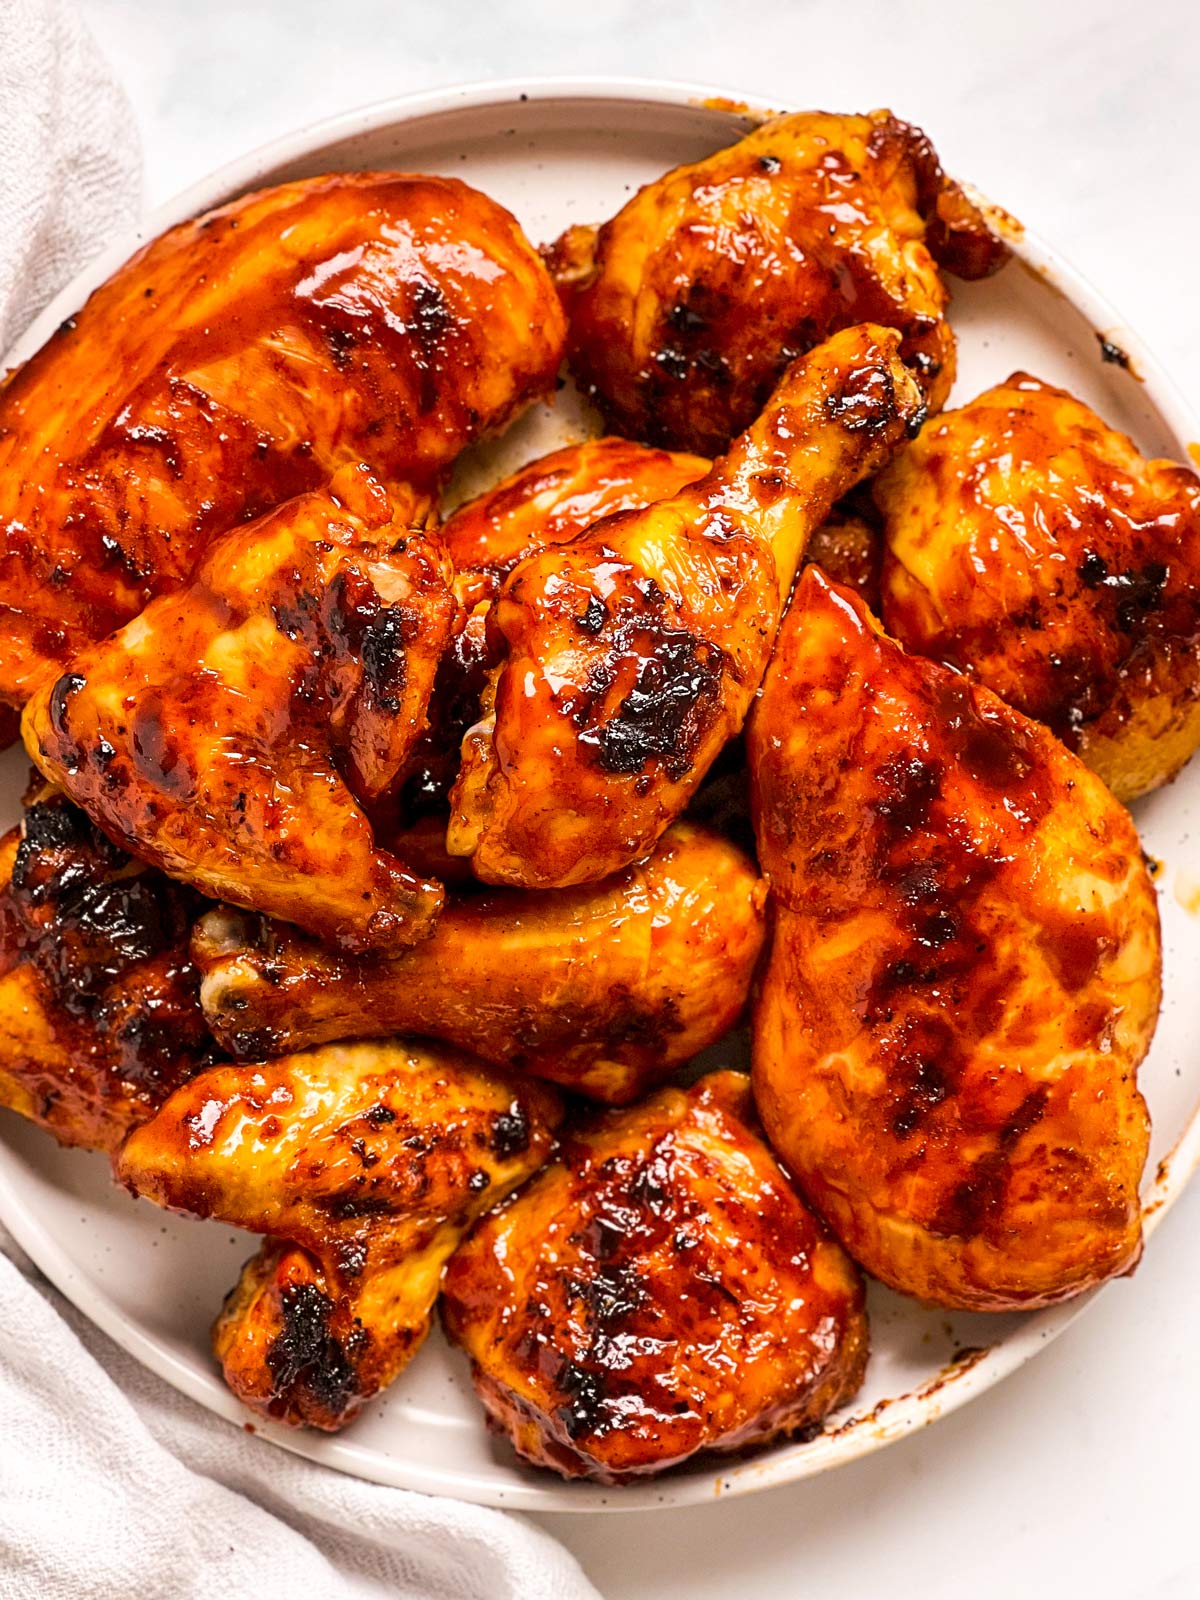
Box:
265, 1279, 361, 1422
553, 1259, 649, 1442
490, 1102, 530, 1161
576, 628, 726, 782
872, 752, 941, 835
823, 360, 899, 435
360, 607, 410, 714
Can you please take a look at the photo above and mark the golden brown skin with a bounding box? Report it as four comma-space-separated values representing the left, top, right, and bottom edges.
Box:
749, 567, 1160, 1311
192, 820, 767, 1104
117, 1040, 562, 1430
875, 373, 1200, 801
442, 436, 711, 605
0, 787, 214, 1152
448, 323, 924, 888
547, 109, 1007, 455
0, 171, 566, 705
23, 466, 455, 953
442, 1071, 868, 1482
399, 438, 711, 820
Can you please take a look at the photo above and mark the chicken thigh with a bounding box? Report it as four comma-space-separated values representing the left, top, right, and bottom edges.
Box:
118, 1040, 561, 1429
448, 323, 923, 888
396, 437, 711, 822
24, 466, 454, 952
749, 567, 1160, 1310
875, 373, 1200, 800
546, 109, 1008, 455
0, 787, 214, 1152
0, 171, 565, 705
442, 1071, 867, 1481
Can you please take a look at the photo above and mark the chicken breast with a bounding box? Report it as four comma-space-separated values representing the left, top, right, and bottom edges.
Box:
749, 566, 1160, 1310
875, 373, 1200, 800
0, 171, 565, 705
442, 1071, 867, 1480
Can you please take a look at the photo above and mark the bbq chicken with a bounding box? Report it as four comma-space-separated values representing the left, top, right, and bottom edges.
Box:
24, 466, 454, 952
442, 435, 711, 606
875, 373, 1200, 800
442, 1071, 868, 1481
0, 171, 565, 707
118, 1040, 561, 1429
749, 567, 1160, 1311
396, 437, 711, 821
0, 786, 213, 1152
193, 820, 766, 1103
546, 109, 1008, 456
448, 323, 924, 888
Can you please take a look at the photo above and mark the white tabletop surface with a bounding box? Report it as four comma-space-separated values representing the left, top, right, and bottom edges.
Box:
75, 1, 1200, 1595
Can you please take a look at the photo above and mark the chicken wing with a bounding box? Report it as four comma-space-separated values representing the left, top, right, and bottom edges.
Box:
0, 787, 214, 1152
874, 373, 1200, 801
749, 567, 1160, 1311
193, 820, 766, 1103
23, 466, 454, 952
0, 171, 565, 706
546, 109, 1008, 455
441, 1071, 867, 1481
447, 323, 924, 888
117, 1040, 562, 1429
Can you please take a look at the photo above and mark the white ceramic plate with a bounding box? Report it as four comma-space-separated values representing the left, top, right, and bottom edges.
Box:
2, 79, 1199, 1514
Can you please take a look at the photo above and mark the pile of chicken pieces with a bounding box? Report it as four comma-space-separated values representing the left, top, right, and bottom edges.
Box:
0, 109, 1193, 1483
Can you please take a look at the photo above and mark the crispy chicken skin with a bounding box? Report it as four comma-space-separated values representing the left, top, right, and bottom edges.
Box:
0, 171, 565, 705
749, 568, 1160, 1311
442, 436, 711, 606
193, 820, 766, 1103
441, 1071, 868, 1481
117, 1040, 562, 1429
399, 438, 711, 820
545, 109, 1007, 456
0, 789, 214, 1152
875, 374, 1200, 801
448, 324, 924, 889
23, 466, 454, 953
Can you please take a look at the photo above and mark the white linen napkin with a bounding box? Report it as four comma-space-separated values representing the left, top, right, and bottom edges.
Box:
0, 1230, 597, 1600
0, 6, 598, 1595
0, 0, 141, 355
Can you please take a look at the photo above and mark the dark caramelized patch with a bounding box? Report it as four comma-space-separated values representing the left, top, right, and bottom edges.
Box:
266, 1279, 361, 1421
0, 790, 218, 1142
824, 361, 899, 435
490, 1102, 531, 1161
576, 628, 726, 781
933, 1087, 1049, 1237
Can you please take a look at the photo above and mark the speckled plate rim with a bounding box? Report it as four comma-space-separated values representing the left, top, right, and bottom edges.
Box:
2, 76, 1199, 1513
